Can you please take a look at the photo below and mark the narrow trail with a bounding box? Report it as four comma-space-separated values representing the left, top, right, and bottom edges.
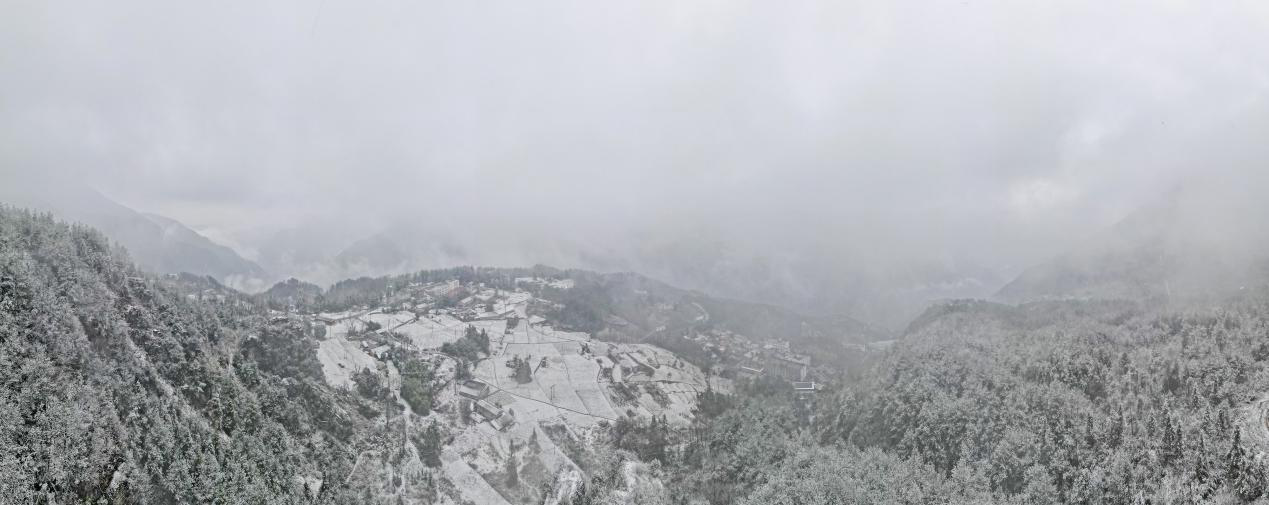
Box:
342, 449, 377, 486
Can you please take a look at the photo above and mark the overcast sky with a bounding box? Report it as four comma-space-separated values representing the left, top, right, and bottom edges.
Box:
3, 0, 1269, 290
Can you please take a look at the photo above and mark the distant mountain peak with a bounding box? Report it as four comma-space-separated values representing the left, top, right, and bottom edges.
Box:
997, 188, 1269, 304
0, 180, 269, 290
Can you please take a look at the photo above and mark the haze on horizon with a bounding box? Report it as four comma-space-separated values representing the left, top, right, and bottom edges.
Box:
4, 0, 1269, 327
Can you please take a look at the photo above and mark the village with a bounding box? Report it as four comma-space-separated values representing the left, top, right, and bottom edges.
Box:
258, 275, 831, 503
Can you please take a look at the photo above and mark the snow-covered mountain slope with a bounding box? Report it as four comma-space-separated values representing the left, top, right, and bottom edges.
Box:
0, 180, 268, 289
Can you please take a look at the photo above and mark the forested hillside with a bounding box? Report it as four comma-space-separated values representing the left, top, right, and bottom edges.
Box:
996, 193, 1269, 305
832, 297, 1269, 502
10, 204, 1269, 504
0, 207, 372, 502
647, 297, 1269, 504
0, 207, 862, 504
0, 181, 268, 288
268, 265, 887, 356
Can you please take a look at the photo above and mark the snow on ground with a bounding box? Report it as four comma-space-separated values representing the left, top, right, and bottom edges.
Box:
532, 325, 590, 343
467, 319, 508, 337
471, 315, 635, 431
526, 423, 579, 474
476, 319, 715, 427
1239, 394, 1269, 457
527, 355, 592, 421
475, 357, 606, 429
317, 309, 360, 321
395, 317, 467, 349
515, 277, 575, 290
606, 343, 726, 425
323, 319, 359, 339
309, 285, 728, 503
426, 279, 461, 296
314, 309, 393, 390
361, 311, 414, 330
388, 312, 493, 350
441, 447, 513, 505
458, 418, 577, 473
549, 279, 575, 290
486, 294, 531, 320
317, 335, 379, 389
460, 423, 512, 475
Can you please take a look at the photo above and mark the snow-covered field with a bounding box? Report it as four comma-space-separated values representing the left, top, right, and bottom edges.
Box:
441, 447, 513, 505
306, 284, 727, 504
362, 310, 414, 330
474, 320, 614, 428
393, 314, 469, 349
317, 334, 379, 390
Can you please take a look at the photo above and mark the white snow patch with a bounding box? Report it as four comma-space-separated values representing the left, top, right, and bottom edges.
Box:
316, 335, 379, 389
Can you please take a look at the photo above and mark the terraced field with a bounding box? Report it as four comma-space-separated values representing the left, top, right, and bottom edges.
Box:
309, 285, 728, 504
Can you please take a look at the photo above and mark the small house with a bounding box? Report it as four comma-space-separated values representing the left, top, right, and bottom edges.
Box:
458, 380, 491, 400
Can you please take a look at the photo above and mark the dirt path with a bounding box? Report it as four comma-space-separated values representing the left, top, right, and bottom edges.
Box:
342, 449, 377, 486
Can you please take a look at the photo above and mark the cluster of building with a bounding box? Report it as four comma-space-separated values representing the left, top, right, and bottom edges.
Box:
684, 329, 815, 382
734, 352, 813, 382
457, 379, 515, 431
513, 277, 575, 290
680, 328, 825, 409
268, 310, 329, 339
593, 345, 661, 383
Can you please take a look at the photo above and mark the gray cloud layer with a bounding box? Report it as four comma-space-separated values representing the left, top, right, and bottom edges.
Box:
4, 1, 1269, 324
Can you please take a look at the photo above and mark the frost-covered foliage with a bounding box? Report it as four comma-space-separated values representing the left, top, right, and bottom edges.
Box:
0, 207, 395, 503
12, 204, 1269, 504
641, 297, 1269, 504
739, 446, 953, 505
441, 325, 489, 362
826, 299, 1269, 503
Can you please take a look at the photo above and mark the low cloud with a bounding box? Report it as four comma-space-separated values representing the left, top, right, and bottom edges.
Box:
3, 0, 1269, 325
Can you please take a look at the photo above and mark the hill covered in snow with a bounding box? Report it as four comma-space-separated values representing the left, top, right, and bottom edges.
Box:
0, 179, 269, 290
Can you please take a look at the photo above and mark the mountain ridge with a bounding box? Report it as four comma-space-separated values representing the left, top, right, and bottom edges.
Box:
0, 180, 269, 290
996, 188, 1269, 305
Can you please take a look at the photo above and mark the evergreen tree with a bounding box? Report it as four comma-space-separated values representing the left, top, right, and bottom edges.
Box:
459, 399, 473, 425
1162, 362, 1184, 395
455, 359, 472, 381
1160, 414, 1183, 467
515, 357, 533, 384
417, 421, 442, 468
506, 451, 519, 487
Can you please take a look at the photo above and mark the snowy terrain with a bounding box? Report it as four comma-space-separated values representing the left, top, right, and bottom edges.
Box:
305, 280, 730, 504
